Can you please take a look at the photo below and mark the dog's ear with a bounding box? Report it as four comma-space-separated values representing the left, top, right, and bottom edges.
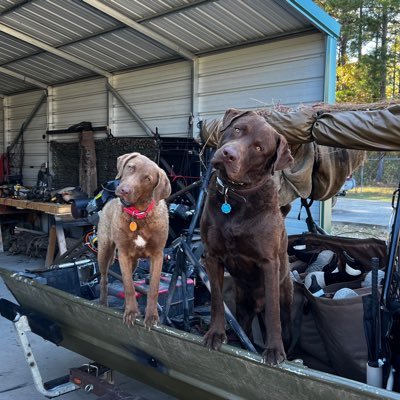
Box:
115, 152, 140, 179
221, 108, 257, 132
153, 168, 171, 203
272, 135, 293, 174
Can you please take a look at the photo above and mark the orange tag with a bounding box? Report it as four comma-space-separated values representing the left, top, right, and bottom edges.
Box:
129, 221, 138, 231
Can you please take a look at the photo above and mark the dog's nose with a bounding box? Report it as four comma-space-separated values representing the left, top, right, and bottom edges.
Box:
117, 185, 131, 195
222, 147, 238, 162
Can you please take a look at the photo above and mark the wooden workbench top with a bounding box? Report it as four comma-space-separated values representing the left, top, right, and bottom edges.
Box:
0, 197, 71, 216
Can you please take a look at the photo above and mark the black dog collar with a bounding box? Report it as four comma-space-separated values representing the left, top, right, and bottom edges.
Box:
216, 176, 246, 214
215, 174, 271, 214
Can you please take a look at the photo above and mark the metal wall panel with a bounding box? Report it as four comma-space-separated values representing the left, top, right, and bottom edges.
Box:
198, 33, 325, 232
50, 77, 108, 131
112, 61, 192, 137
6, 90, 47, 186
198, 33, 325, 120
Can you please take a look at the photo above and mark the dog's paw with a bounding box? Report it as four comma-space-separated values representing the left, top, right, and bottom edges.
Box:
262, 346, 286, 366
144, 313, 159, 331
203, 328, 227, 351
123, 308, 139, 327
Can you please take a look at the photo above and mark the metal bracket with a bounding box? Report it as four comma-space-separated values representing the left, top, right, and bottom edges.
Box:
70, 362, 146, 399
13, 314, 79, 398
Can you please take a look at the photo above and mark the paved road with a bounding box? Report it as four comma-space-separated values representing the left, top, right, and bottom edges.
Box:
332, 197, 394, 227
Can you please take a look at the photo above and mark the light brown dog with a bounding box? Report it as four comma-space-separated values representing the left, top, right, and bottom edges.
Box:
97, 152, 171, 328
201, 109, 294, 365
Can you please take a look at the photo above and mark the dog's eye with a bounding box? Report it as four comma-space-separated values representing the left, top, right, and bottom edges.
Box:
144, 176, 151, 182
255, 146, 263, 151
234, 128, 240, 134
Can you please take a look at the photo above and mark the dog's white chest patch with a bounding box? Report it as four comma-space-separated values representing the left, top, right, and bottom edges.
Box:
134, 235, 147, 248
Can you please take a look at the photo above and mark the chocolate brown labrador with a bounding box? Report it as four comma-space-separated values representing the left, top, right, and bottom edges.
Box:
97, 152, 171, 328
200, 109, 294, 365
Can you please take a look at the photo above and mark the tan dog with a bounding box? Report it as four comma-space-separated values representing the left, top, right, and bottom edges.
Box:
97, 152, 171, 328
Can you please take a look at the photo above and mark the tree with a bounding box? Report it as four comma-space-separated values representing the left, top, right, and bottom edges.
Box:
316, 0, 400, 102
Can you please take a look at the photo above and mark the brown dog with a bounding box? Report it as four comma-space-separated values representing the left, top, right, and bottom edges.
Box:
200, 109, 294, 365
97, 152, 171, 328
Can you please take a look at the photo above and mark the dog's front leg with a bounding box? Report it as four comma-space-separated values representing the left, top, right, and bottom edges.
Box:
119, 253, 139, 326
98, 241, 116, 307
145, 250, 163, 329
203, 255, 227, 350
263, 261, 286, 365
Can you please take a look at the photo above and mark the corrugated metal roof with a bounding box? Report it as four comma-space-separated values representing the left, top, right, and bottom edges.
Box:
0, 0, 338, 95
0, 0, 121, 46
100, 0, 195, 20
142, 0, 309, 52
0, 71, 37, 94
0, 32, 39, 64
5, 53, 93, 84
62, 28, 178, 71
0, 0, 27, 14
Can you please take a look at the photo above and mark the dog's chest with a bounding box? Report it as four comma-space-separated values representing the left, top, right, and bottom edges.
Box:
117, 227, 152, 256
221, 223, 247, 249
132, 233, 147, 248
218, 221, 260, 261
212, 212, 272, 271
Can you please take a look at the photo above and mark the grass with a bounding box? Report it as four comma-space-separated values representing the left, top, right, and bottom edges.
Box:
344, 186, 396, 201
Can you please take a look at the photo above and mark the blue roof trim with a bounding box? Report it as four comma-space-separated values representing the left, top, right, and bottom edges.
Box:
285, 0, 340, 39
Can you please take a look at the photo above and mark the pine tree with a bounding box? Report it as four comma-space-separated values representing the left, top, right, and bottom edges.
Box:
315, 0, 400, 101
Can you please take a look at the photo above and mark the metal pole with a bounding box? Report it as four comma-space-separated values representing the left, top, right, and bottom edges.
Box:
105, 82, 155, 138
7, 91, 47, 153
382, 183, 400, 307
13, 314, 79, 397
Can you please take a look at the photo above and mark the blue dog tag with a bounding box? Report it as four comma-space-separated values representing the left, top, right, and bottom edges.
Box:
221, 202, 231, 214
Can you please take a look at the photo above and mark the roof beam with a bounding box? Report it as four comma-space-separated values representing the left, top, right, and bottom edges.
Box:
0, 66, 48, 89
0, 23, 112, 78
82, 0, 196, 61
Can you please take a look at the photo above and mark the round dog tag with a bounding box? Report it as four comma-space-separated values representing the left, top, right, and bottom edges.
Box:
129, 221, 138, 231
221, 202, 231, 214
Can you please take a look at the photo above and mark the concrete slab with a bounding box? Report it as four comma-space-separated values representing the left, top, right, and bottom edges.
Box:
0, 254, 176, 400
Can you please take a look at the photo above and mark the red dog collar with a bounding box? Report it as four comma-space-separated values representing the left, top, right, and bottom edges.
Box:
123, 199, 155, 220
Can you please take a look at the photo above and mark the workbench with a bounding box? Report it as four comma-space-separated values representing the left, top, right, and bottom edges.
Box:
0, 198, 71, 216
0, 198, 74, 266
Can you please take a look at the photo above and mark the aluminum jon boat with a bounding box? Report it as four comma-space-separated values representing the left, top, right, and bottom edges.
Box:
0, 267, 396, 400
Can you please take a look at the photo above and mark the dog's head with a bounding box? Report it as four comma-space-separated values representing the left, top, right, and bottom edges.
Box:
115, 152, 171, 205
212, 108, 293, 184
